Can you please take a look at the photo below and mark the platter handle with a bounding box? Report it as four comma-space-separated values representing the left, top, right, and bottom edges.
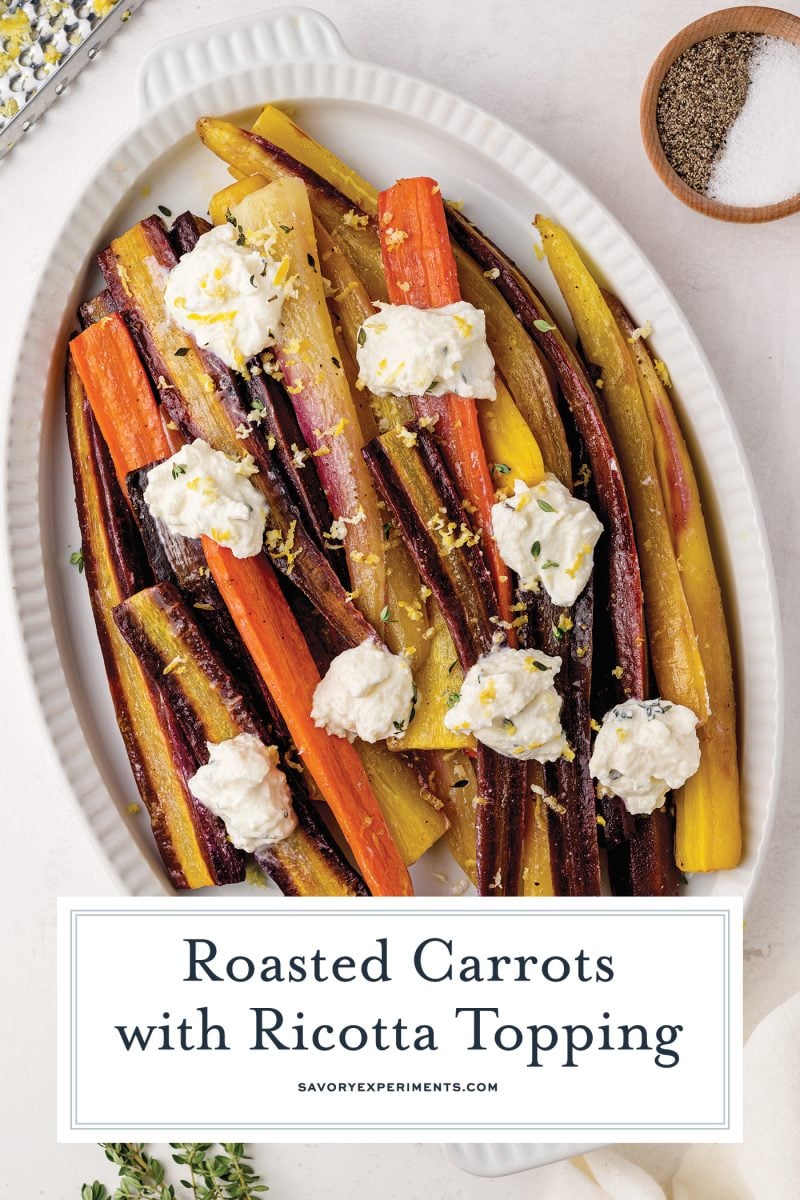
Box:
135, 6, 352, 116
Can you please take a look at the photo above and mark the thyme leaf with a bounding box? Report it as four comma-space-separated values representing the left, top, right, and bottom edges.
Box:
224, 208, 247, 246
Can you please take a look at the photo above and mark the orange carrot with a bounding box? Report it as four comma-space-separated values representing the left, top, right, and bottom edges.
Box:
378, 177, 512, 624
70, 313, 172, 488
379, 178, 460, 305
203, 541, 413, 897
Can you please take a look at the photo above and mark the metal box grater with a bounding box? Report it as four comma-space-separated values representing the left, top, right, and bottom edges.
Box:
0, 0, 147, 159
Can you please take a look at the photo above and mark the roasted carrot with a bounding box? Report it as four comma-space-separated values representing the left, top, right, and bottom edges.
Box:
70, 312, 172, 490
232, 179, 388, 633
203, 541, 413, 897
377, 177, 513, 625
535, 217, 709, 723
606, 294, 741, 872
380, 178, 460, 305
208, 173, 267, 225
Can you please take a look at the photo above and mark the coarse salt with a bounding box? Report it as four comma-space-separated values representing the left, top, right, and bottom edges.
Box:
708, 36, 800, 206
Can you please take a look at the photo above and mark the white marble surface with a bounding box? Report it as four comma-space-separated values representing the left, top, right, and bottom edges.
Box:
0, 0, 797, 1193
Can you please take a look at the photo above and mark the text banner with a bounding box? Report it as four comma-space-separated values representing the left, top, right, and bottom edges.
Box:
58, 897, 742, 1143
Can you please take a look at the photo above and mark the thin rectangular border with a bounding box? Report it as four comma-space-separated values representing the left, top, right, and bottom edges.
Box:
67, 903, 734, 1133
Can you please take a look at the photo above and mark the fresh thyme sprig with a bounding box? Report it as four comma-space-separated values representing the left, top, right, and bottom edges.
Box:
172, 1143, 268, 1200
82, 1144, 268, 1200
83, 1145, 174, 1200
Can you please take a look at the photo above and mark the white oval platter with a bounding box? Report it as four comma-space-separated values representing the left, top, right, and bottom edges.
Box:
2, 7, 782, 912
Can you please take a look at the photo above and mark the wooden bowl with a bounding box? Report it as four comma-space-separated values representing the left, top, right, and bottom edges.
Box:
641, 5, 800, 222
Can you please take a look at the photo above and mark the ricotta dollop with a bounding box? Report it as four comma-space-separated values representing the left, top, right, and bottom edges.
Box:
144, 438, 267, 558
491, 476, 603, 607
164, 222, 293, 370
356, 301, 496, 400
444, 646, 567, 761
311, 639, 416, 743
188, 733, 297, 851
589, 699, 701, 816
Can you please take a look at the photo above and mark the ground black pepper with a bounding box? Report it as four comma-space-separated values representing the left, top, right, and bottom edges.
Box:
656, 33, 757, 194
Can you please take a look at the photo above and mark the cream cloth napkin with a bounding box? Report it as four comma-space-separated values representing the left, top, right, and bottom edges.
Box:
521, 991, 800, 1200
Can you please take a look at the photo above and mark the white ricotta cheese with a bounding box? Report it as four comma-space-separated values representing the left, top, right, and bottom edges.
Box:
589, 699, 701, 815
444, 646, 567, 761
144, 438, 267, 558
491, 476, 603, 607
356, 301, 496, 400
188, 733, 297, 851
311, 638, 416, 743
164, 222, 294, 370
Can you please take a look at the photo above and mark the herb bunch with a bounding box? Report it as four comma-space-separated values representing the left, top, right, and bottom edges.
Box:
82, 1143, 268, 1200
